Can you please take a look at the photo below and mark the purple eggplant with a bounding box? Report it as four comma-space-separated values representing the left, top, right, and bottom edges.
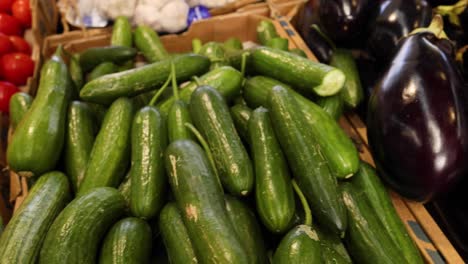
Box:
367, 0, 432, 62
367, 19, 468, 201
428, 0, 458, 6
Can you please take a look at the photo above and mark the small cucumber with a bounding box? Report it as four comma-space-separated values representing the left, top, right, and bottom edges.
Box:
0, 172, 70, 264
252, 47, 345, 96
266, 37, 289, 51
7, 47, 72, 177
316, 225, 352, 264
317, 93, 344, 120
190, 86, 254, 196
329, 49, 363, 108
39, 187, 126, 264
99, 217, 152, 264
111, 16, 133, 47
130, 106, 167, 219
134, 25, 169, 63
225, 195, 268, 264
78, 97, 133, 196
249, 107, 295, 233
268, 86, 347, 235
9, 92, 32, 130
159, 203, 198, 264
199, 42, 228, 69
118, 171, 132, 210
257, 20, 279, 45
79, 46, 137, 72
230, 104, 252, 143
69, 54, 84, 91
87, 62, 119, 82
223, 38, 243, 51
80, 54, 210, 105
64, 101, 97, 193
165, 140, 249, 264
273, 225, 322, 264
168, 100, 195, 142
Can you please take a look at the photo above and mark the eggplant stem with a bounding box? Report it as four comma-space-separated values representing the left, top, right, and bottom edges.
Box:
410, 15, 448, 39
435, 0, 468, 27
292, 179, 312, 226
456, 45, 468, 63
171, 62, 179, 101
149, 72, 172, 106
310, 24, 336, 51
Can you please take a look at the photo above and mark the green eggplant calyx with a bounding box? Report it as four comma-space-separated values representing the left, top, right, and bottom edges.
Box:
409, 14, 449, 40
456, 45, 468, 63
434, 0, 468, 27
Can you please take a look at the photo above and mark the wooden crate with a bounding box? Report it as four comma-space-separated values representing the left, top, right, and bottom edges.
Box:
8, 12, 463, 263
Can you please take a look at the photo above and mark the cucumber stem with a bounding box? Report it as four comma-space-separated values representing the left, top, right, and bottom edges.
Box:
192, 76, 202, 87
171, 62, 180, 101
292, 179, 312, 226
192, 38, 203, 53
241, 52, 248, 77
149, 73, 172, 106
184, 123, 223, 193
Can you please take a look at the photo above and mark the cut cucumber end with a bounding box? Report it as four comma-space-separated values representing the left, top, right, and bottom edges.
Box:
313, 69, 346, 97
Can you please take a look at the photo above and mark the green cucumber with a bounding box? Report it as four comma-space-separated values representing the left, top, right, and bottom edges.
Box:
0, 172, 70, 264
87, 103, 107, 126
289, 48, 307, 58
80, 54, 210, 105
244, 76, 359, 179
341, 182, 406, 264
266, 38, 289, 51
158, 66, 243, 115
79, 46, 137, 72
7, 47, 72, 177
350, 162, 423, 264
40, 187, 125, 264
223, 37, 243, 51
159, 203, 198, 264
252, 47, 345, 96
168, 100, 195, 142
268, 86, 346, 235
249, 107, 295, 233
165, 140, 249, 264
225, 195, 268, 264
99, 217, 152, 264
230, 104, 252, 143
134, 25, 169, 63
111, 16, 133, 47
9, 92, 32, 130
257, 20, 279, 45
316, 226, 352, 264
329, 49, 363, 108
87, 62, 119, 82
69, 54, 84, 91
130, 106, 167, 219
78, 97, 133, 196
317, 93, 344, 120
64, 101, 97, 193
118, 171, 132, 210
190, 86, 254, 196
273, 225, 322, 264
199, 42, 228, 69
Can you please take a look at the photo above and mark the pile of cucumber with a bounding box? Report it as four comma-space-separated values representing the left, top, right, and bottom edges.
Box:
0, 17, 423, 264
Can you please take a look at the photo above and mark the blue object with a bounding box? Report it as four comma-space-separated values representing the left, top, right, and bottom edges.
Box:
187, 5, 211, 27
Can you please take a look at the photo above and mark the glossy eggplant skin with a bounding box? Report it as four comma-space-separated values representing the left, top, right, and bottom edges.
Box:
367, 32, 468, 201
367, 0, 432, 62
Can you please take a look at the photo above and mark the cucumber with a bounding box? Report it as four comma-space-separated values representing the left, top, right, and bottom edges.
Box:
7, 47, 72, 177
266, 37, 289, 51
134, 25, 169, 63
79, 46, 137, 72
99, 217, 152, 264
78, 97, 133, 196
80, 54, 210, 105
9, 92, 32, 129
316, 226, 352, 264
199, 42, 228, 69
350, 162, 423, 264
244, 76, 359, 179
190, 86, 254, 196
317, 93, 344, 120
165, 140, 249, 264
230, 104, 252, 143
225, 195, 268, 264
130, 106, 167, 219
268, 86, 347, 235
69, 54, 84, 91
341, 182, 407, 264
257, 20, 279, 45
168, 100, 195, 142
111, 16, 132, 47
158, 66, 243, 115
117, 171, 132, 211
223, 37, 243, 51
159, 203, 198, 264
249, 107, 295, 233
0, 172, 70, 264
252, 47, 345, 96
39, 187, 125, 264
87, 62, 119, 82
273, 225, 322, 264
64, 101, 97, 193
289, 48, 307, 58
329, 49, 363, 108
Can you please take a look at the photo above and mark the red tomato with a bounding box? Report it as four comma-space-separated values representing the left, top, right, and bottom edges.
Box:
8, 35, 30, 54
0, 53, 34, 85
0, 33, 12, 55
0, 81, 19, 112
0, 0, 13, 13
0, 13, 22, 35
11, 0, 30, 28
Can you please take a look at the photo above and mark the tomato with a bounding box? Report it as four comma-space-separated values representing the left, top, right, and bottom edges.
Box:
0, 81, 19, 113
0, 52, 34, 85
0, 13, 22, 35
8, 35, 30, 54
0, 0, 13, 13
0, 33, 12, 55
11, 0, 30, 28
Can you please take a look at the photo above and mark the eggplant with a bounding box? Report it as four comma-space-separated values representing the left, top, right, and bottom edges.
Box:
427, 0, 458, 6
367, 18, 468, 201
367, 0, 432, 62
